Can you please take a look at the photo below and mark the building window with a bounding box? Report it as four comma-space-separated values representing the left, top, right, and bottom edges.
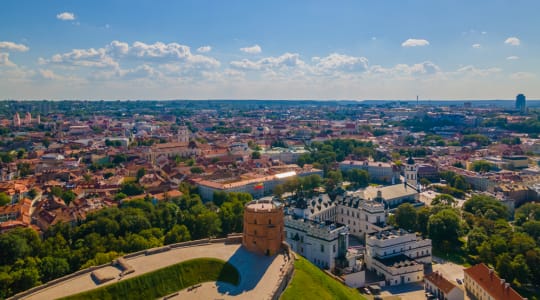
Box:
254, 230, 257, 235
269, 219, 272, 225
333, 244, 336, 253
321, 244, 324, 252
254, 219, 257, 224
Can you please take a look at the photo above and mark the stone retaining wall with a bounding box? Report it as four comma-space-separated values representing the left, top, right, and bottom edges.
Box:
10, 236, 243, 300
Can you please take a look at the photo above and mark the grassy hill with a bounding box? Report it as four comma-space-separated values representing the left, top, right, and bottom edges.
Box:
281, 256, 366, 300
60, 257, 239, 300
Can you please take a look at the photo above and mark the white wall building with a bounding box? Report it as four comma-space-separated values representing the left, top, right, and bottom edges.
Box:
284, 216, 349, 271
365, 229, 431, 286
335, 194, 386, 239
424, 271, 464, 300
339, 160, 398, 184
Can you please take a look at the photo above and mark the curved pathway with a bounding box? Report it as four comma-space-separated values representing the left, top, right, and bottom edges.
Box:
23, 243, 288, 300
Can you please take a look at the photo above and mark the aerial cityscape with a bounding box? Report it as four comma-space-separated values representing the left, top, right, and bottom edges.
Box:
1, 1, 540, 300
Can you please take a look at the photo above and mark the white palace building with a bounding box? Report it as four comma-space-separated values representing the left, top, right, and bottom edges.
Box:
365, 229, 432, 286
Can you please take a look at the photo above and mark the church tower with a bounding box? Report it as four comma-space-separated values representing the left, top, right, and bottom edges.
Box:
404, 156, 418, 190
176, 126, 189, 143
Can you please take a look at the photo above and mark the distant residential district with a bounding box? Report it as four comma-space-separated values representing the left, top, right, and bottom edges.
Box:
0, 98, 539, 300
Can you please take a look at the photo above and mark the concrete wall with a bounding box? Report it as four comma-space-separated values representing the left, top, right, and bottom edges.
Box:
10, 236, 243, 300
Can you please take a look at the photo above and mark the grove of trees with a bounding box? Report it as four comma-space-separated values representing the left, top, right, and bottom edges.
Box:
0, 187, 253, 298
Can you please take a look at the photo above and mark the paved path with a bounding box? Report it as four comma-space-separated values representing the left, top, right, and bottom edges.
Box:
23, 243, 288, 300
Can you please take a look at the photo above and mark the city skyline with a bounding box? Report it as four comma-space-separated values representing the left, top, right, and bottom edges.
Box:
1, 0, 539, 100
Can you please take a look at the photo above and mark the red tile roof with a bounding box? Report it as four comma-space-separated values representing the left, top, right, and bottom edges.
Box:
424, 271, 457, 294
464, 263, 525, 300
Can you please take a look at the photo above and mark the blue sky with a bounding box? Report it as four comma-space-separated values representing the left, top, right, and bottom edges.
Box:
1, 0, 538, 100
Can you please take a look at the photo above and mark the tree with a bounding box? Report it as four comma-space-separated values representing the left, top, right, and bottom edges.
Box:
0, 192, 10, 206
251, 151, 261, 159
428, 209, 461, 245
119, 182, 144, 196
17, 163, 31, 177
61, 190, 77, 205
416, 207, 431, 236
394, 203, 418, 232
164, 224, 191, 245
345, 169, 370, 188
39, 257, 70, 282
27, 189, 37, 200
50, 186, 63, 198
463, 195, 509, 220
515, 203, 540, 226
496, 252, 515, 283
136, 168, 146, 181
419, 178, 431, 186
190, 166, 204, 174
452, 175, 469, 191
521, 220, 540, 243
471, 160, 494, 173
511, 254, 531, 284
431, 194, 455, 206
467, 227, 488, 254
114, 192, 127, 201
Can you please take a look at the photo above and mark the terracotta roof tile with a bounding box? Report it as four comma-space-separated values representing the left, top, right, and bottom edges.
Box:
425, 271, 457, 294
464, 263, 525, 300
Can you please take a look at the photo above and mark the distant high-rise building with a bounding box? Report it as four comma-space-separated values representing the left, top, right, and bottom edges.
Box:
24, 112, 32, 125
516, 93, 526, 113
13, 112, 21, 127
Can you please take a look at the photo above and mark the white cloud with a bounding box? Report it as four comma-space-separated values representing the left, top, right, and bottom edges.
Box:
506, 56, 519, 60
41, 47, 118, 68
121, 64, 162, 80
38, 69, 61, 80
455, 65, 502, 77
313, 53, 369, 73
0, 41, 29, 52
197, 46, 212, 53
240, 44, 262, 54
0, 53, 16, 67
107, 40, 129, 56
369, 61, 440, 78
481, 31, 487, 35
230, 52, 303, 71
401, 38, 430, 47
472, 44, 481, 49
510, 72, 535, 80
57, 12, 75, 21
41, 41, 221, 72
131, 41, 190, 59
504, 37, 520, 46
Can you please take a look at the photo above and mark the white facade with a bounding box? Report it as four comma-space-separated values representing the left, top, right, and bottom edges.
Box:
339, 160, 398, 183
284, 216, 349, 270
365, 229, 431, 286
197, 169, 323, 201
336, 194, 386, 238
404, 158, 418, 188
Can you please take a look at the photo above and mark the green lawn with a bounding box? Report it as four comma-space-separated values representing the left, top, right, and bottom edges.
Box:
281, 256, 366, 300
60, 258, 239, 300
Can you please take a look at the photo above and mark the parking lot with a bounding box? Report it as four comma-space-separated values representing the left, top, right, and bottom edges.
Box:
432, 259, 466, 287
